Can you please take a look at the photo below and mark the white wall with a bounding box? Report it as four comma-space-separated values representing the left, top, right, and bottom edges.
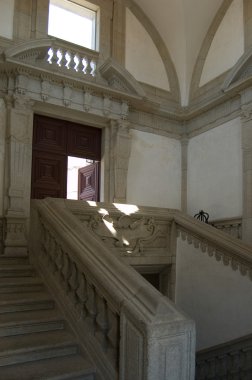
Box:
176, 237, 252, 350
0, 0, 14, 39
200, 0, 244, 86
187, 119, 242, 220
125, 8, 170, 92
127, 130, 181, 209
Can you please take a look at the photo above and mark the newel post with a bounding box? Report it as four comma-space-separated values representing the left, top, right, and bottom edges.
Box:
120, 297, 195, 380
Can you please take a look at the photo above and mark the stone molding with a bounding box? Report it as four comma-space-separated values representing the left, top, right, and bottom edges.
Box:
2, 37, 252, 139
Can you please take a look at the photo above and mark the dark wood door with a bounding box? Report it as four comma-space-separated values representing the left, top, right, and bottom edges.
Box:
31, 115, 101, 200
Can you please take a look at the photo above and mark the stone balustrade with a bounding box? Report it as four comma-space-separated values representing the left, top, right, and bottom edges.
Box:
174, 212, 252, 281
196, 333, 252, 379
47, 44, 98, 77
30, 198, 195, 380
210, 216, 242, 240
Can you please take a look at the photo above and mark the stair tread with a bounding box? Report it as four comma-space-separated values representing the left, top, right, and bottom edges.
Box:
0, 264, 33, 270
0, 277, 42, 286
0, 308, 63, 327
0, 354, 95, 380
0, 291, 53, 305
0, 329, 77, 356
0, 257, 30, 265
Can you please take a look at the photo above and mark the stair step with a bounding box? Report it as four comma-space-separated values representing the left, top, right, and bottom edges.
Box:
0, 354, 95, 380
0, 257, 30, 265
0, 291, 54, 313
0, 308, 65, 337
0, 265, 35, 277
0, 330, 79, 366
0, 276, 44, 294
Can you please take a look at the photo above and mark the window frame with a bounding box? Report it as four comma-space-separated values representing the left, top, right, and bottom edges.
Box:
48, 0, 100, 51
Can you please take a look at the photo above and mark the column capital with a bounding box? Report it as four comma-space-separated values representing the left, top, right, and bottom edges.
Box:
241, 103, 252, 122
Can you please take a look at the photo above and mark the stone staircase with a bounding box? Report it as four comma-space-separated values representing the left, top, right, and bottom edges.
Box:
0, 256, 96, 380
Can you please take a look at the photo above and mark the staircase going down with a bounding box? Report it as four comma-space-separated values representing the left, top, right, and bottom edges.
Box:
0, 255, 96, 380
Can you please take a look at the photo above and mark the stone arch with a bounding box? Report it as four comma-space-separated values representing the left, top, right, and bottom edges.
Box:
189, 0, 234, 102
126, 0, 180, 103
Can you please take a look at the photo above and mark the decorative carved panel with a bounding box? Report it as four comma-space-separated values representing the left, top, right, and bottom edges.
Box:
88, 214, 162, 256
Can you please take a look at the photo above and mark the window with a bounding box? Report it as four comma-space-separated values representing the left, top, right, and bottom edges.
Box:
48, 0, 98, 50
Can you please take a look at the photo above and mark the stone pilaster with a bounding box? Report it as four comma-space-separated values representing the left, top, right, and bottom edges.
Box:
4, 94, 34, 255
108, 120, 132, 203
181, 135, 188, 213
0, 98, 7, 219
244, 0, 252, 51
111, 0, 126, 65
241, 103, 252, 244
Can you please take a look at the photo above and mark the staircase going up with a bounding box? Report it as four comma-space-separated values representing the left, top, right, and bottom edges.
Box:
0, 255, 96, 380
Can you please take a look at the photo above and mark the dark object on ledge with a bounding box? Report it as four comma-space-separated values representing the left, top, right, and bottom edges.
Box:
194, 210, 209, 224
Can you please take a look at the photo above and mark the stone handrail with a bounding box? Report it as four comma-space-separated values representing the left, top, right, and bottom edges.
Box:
173, 212, 252, 280
196, 333, 252, 379
29, 198, 195, 380
64, 200, 251, 280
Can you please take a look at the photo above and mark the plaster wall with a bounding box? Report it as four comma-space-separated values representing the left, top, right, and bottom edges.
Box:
125, 8, 170, 92
187, 118, 242, 219
0, 0, 14, 39
127, 130, 181, 209
176, 237, 252, 350
200, 0, 244, 86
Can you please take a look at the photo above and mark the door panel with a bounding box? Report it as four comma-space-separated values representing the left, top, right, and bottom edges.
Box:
31, 151, 67, 199
33, 115, 67, 154
67, 124, 101, 160
78, 163, 99, 201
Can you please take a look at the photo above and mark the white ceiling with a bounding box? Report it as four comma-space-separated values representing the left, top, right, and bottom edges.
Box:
134, 0, 223, 104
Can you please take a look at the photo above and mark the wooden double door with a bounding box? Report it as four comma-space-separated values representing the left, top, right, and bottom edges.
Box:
31, 115, 101, 200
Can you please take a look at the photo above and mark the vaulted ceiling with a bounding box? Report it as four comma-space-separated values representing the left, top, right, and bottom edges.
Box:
133, 0, 228, 103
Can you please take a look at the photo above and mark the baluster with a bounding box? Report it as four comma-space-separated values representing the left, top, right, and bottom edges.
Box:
76, 271, 88, 319
85, 57, 92, 75
73, 54, 80, 72
95, 294, 109, 350
82, 57, 88, 74
107, 308, 119, 369
90, 60, 96, 76
68, 262, 79, 303
55, 245, 63, 273
47, 47, 54, 65
85, 282, 97, 333
207, 358, 216, 379
61, 252, 71, 292
64, 51, 72, 70
56, 49, 63, 67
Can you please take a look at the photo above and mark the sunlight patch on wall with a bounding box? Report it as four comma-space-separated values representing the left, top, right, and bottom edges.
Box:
125, 8, 170, 91
200, 0, 244, 87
